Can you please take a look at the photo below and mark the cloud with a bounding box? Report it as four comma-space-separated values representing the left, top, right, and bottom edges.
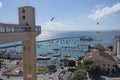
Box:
0, 1, 3, 8
88, 3, 120, 20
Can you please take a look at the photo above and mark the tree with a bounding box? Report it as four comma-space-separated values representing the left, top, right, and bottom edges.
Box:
61, 58, 76, 67
108, 46, 113, 51
47, 65, 56, 70
78, 56, 84, 61
84, 60, 94, 65
0, 50, 4, 58
84, 60, 100, 74
72, 69, 87, 80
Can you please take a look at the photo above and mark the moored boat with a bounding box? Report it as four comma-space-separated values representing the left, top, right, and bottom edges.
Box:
53, 53, 61, 57
80, 36, 93, 41
64, 54, 71, 58
37, 56, 50, 60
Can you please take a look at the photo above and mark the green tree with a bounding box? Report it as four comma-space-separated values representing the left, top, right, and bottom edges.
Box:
84, 60, 94, 65
60, 58, 76, 67
78, 56, 84, 61
108, 46, 113, 51
47, 65, 56, 70
84, 60, 100, 74
72, 69, 87, 80
0, 50, 4, 57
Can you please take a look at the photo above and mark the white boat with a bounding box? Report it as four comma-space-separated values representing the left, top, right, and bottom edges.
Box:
53, 53, 61, 57
64, 54, 71, 58
37, 56, 50, 60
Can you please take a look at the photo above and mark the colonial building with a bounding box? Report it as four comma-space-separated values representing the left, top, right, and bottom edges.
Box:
83, 50, 117, 72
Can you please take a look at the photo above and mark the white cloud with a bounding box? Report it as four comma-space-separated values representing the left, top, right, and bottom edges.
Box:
0, 1, 3, 8
42, 21, 65, 30
88, 3, 120, 20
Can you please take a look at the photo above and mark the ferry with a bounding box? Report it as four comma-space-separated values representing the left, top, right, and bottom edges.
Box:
80, 36, 93, 41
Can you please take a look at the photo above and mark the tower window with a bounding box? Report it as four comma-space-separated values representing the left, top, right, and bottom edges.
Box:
22, 8, 25, 13
22, 15, 25, 20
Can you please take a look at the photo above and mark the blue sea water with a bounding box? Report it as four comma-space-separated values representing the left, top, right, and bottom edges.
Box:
0, 30, 120, 66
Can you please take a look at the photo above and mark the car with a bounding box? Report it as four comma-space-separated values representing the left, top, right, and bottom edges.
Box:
7, 76, 10, 78
5, 67, 8, 69
0, 78, 3, 80
42, 72, 46, 75
49, 75, 53, 79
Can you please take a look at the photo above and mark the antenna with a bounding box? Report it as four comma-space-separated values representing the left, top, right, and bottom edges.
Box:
27, 0, 28, 6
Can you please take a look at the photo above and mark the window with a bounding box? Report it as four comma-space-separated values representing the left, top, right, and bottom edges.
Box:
22, 8, 25, 13
23, 46, 26, 51
103, 68, 105, 71
28, 65, 31, 70
24, 64, 27, 69
28, 46, 30, 52
108, 64, 110, 67
113, 65, 115, 67
22, 15, 25, 20
112, 69, 115, 72
103, 64, 105, 66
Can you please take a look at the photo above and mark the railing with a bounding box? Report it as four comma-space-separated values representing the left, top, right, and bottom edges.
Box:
0, 23, 41, 33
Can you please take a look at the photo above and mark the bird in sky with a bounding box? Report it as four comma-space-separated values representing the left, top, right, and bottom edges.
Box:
97, 22, 99, 25
50, 17, 55, 21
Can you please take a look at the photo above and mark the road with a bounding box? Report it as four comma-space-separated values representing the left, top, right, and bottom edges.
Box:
0, 61, 62, 80
0, 60, 72, 80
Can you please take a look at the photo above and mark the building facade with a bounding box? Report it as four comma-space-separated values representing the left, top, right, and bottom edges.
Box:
83, 51, 117, 72
113, 35, 120, 57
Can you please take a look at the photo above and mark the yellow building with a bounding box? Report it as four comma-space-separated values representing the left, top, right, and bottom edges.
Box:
83, 50, 117, 72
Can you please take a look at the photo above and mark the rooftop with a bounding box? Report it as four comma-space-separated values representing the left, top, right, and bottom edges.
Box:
84, 51, 116, 62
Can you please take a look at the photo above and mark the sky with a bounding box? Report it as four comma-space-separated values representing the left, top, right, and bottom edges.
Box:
0, 0, 120, 31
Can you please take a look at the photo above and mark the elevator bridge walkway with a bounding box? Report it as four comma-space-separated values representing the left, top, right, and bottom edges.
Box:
0, 23, 41, 44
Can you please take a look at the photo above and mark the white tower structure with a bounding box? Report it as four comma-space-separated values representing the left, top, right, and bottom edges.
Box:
113, 35, 120, 57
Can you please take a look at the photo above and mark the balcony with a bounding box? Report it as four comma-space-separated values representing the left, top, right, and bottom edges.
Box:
0, 23, 41, 33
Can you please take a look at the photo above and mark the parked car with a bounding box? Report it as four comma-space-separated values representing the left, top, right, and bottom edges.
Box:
0, 78, 3, 80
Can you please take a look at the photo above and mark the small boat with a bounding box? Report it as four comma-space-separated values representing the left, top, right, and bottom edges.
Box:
37, 56, 50, 60
53, 48, 59, 51
39, 54, 47, 56
53, 53, 61, 57
64, 54, 71, 58
47, 53, 52, 54
52, 57, 57, 61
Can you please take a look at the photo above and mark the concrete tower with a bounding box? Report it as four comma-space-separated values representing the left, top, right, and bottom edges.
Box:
0, 5, 40, 80
19, 6, 37, 80
113, 35, 120, 57
19, 6, 35, 26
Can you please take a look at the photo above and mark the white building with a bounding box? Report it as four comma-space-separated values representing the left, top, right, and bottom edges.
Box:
113, 35, 120, 58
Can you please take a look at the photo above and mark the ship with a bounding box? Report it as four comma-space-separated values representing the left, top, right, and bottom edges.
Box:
80, 36, 93, 41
